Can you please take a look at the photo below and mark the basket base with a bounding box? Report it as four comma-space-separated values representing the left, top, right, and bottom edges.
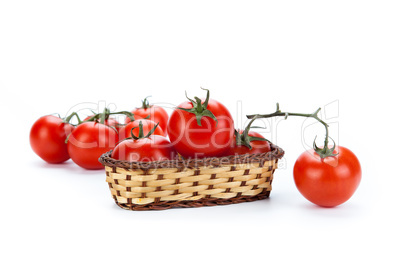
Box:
114, 191, 271, 211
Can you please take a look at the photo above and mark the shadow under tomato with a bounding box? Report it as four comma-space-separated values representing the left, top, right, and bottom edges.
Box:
38, 159, 75, 169
300, 201, 358, 210
298, 200, 364, 220
37, 159, 105, 175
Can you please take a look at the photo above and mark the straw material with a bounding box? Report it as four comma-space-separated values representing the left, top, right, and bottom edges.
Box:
99, 143, 284, 210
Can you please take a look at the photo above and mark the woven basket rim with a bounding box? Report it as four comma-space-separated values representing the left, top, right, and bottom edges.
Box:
99, 141, 284, 170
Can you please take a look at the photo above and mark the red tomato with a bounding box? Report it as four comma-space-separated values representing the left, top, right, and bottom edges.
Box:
225, 130, 271, 156
67, 122, 119, 169
112, 135, 177, 162
167, 90, 234, 159
30, 115, 75, 163
120, 119, 164, 140
293, 146, 361, 207
125, 102, 169, 136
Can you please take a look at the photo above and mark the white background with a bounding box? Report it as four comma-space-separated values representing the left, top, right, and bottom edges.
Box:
1, 1, 401, 267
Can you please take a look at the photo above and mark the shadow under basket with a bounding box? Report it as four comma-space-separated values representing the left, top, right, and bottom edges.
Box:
99, 143, 284, 211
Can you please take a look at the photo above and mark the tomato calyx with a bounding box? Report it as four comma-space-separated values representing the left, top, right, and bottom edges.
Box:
129, 121, 160, 140
235, 116, 268, 149
177, 88, 218, 126
140, 96, 152, 109
313, 136, 338, 159
247, 103, 337, 159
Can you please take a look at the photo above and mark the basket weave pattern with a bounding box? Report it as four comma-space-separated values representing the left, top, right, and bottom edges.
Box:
100, 143, 284, 210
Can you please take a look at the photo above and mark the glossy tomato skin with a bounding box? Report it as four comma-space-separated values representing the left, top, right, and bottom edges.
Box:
112, 135, 177, 162
293, 146, 361, 207
119, 119, 164, 140
30, 115, 75, 163
224, 131, 271, 156
67, 122, 119, 169
167, 99, 234, 159
125, 106, 169, 136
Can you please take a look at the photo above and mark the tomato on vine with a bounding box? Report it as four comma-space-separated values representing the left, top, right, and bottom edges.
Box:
125, 97, 169, 136
112, 122, 177, 162
120, 119, 164, 140
248, 103, 362, 207
67, 108, 135, 170
84, 114, 123, 133
30, 114, 78, 163
224, 116, 271, 156
167, 88, 234, 158
293, 146, 361, 207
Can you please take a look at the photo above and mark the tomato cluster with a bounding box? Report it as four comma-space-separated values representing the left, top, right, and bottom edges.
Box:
30, 90, 361, 207
30, 90, 272, 170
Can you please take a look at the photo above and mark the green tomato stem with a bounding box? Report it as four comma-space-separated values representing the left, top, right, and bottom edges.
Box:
246, 103, 336, 158
130, 121, 160, 140
84, 108, 135, 125
177, 88, 218, 126
63, 112, 82, 125
141, 96, 152, 109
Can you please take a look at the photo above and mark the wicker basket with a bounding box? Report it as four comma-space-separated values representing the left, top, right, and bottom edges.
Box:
99, 142, 284, 211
